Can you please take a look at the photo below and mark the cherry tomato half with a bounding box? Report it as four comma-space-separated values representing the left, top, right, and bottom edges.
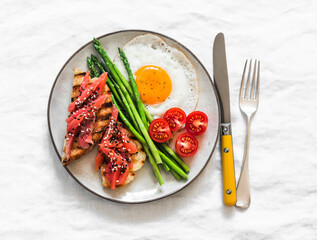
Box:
163, 108, 187, 132
149, 118, 172, 143
185, 111, 208, 136
175, 133, 198, 157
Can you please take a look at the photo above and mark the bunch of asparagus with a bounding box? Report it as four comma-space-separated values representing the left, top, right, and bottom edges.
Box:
86, 38, 190, 185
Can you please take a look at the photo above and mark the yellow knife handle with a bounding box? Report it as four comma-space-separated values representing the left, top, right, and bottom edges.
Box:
221, 134, 237, 206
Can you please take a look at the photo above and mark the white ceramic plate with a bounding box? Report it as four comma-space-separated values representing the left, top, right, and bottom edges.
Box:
48, 30, 220, 203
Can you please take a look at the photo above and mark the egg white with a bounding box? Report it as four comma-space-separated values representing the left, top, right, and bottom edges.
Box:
113, 34, 199, 118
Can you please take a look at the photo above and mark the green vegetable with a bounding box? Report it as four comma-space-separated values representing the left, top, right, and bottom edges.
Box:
157, 145, 186, 179
91, 54, 106, 73
106, 76, 124, 108
86, 57, 99, 77
94, 41, 162, 165
170, 169, 181, 180
93, 38, 134, 97
118, 48, 146, 125
143, 105, 153, 124
159, 143, 190, 173
94, 40, 152, 125
159, 151, 188, 179
113, 80, 140, 133
162, 161, 170, 172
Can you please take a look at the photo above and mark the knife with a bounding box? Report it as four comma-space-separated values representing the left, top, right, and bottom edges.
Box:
213, 33, 237, 206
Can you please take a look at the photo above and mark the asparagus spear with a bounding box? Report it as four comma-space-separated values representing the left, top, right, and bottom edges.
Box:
113, 80, 140, 133
162, 161, 170, 172
94, 39, 154, 124
144, 146, 164, 185
94, 42, 162, 165
159, 143, 190, 173
159, 151, 188, 179
157, 145, 182, 179
106, 77, 124, 112
93, 38, 134, 97
94, 40, 151, 124
90, 53, 143, 136
91, 54, 106, 73
143, 105, 153, 124
118, 48, 146, 125
87, 57, 96, 78
170, 169, 182, 180
87, 57, 99, 77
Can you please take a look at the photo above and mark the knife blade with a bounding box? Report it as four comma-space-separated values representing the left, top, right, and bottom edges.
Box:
213, 33, 237, 206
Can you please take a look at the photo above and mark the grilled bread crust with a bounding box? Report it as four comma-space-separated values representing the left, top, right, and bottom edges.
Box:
61, 68, 112, 165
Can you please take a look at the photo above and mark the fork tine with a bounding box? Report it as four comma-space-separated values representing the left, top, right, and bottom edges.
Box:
240, 60, 248, 100
250, 59, 257, 99
245, 59, 252, 99
256, 61, 260, 101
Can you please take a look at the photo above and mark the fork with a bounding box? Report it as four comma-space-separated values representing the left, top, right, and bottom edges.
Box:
236, 59, 260, 209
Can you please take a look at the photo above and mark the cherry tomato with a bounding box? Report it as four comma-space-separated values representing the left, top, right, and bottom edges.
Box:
185, 111, 208, 136
163, 108, 186, 132
175, 133, 198, 157
149, 118, 172, 143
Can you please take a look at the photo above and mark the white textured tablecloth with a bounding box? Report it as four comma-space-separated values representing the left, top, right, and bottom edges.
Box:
1, 0, 317, 239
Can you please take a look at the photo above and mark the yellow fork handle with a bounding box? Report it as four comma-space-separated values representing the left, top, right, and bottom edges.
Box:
221, 135, 237, 206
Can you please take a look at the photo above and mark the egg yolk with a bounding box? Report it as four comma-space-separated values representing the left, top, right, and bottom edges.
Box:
135, 65, 172, 105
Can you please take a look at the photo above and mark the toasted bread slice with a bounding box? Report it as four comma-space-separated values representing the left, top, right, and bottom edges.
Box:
100, 124, 146, 188
61, 68, 112, 165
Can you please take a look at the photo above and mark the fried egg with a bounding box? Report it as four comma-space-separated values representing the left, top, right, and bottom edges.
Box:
113, 34, 198, 118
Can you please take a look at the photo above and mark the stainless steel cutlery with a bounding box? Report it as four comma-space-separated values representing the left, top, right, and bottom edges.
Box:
236, 59, 260, 209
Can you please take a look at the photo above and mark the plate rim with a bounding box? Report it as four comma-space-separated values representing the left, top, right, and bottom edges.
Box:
47, 29, 221, 204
